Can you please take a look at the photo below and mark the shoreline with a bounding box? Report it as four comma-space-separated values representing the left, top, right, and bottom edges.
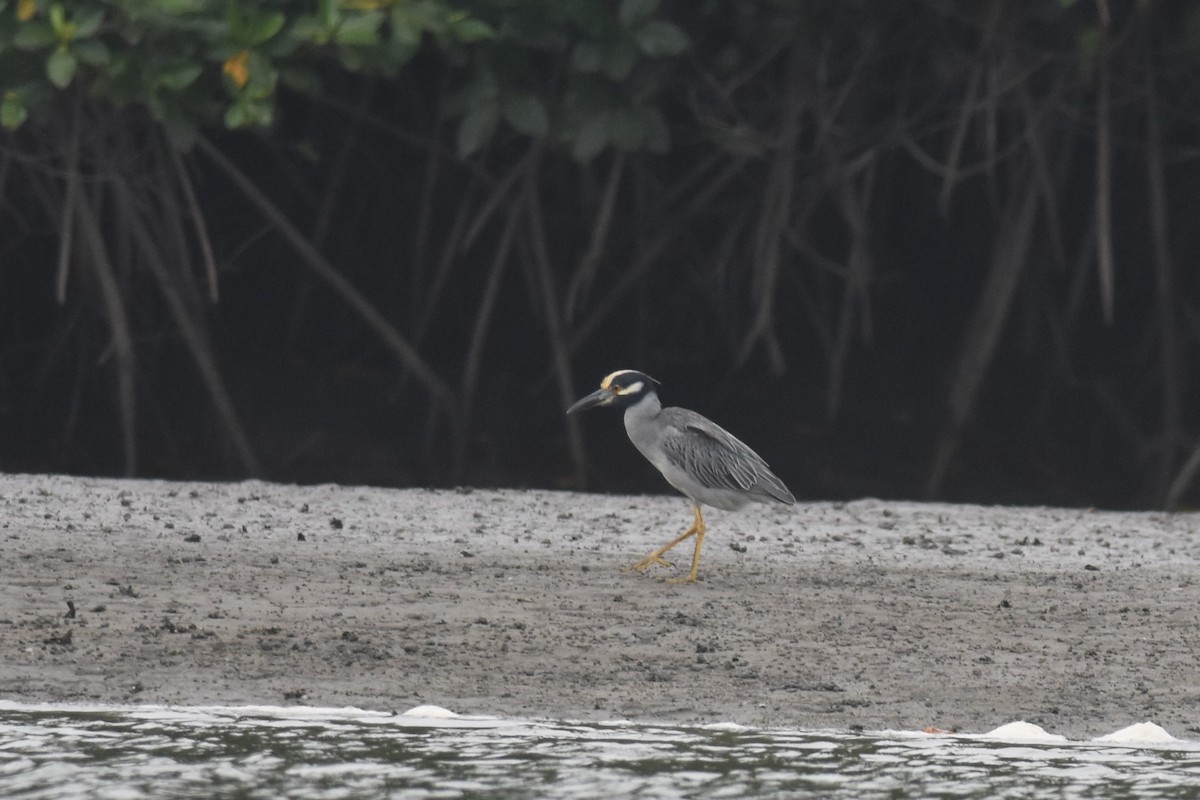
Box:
2, 473, 1198, 739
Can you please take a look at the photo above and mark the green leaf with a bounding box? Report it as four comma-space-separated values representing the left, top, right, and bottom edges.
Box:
400, 0, 448, 35
73, 39, 111, 67
49, 3, 66, 34
157, 60, 203, 90
13, 21, 57, 49
228, 4, 285, 47
391, 13, 421, 49
146, 87, 168, 122
619, 0, 659, 28
457, 101, 499, 158
334, 10, 384, 46
633, 20, 688, 57
451, 16, 495, 43
503, 93, 548, 137
241, 51, 278, 98
453, 70, 499, 112
602, 39, 638, 80
224, 101, 252, 129
46, 47, 76, 88
319, 0, 338, 30
572, 113, 609, 162
383, 37, 421, 74
278, 65, 322, 96
1, 94, 28, 129
141, 0, 207, 12
224, 97, 272, 129
291, 16, 330, 45
73, 7, 103, 38
246, 11, 285, 45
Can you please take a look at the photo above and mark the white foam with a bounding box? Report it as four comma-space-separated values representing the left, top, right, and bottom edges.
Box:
981, 721, 1069, 742
701, 722, 749, 732
1094, 722, 1177, 743
0, 700, 388, 722
400, 705, 461, 719
0, 700, 1193, 749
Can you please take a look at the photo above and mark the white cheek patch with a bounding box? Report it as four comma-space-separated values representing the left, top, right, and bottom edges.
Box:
615, 381, 644, 396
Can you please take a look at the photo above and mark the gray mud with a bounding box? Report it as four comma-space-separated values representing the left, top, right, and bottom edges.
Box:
2, 473, 1198, 738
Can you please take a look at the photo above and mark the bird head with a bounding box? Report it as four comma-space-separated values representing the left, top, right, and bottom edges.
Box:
567, 369, 660, 414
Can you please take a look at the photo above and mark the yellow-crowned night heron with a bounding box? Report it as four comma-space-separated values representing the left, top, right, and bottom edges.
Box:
567, 369, 795, 583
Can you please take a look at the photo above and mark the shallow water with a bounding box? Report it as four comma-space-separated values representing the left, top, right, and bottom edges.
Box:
2, 702, 1199, 799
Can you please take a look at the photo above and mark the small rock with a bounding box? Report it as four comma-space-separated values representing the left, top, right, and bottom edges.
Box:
43, 629, 73, 646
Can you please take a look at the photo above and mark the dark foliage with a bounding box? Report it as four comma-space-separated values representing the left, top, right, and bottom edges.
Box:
3, 0, 1200, 509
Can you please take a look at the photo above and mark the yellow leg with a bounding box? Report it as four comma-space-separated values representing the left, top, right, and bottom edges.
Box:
667, 507, 705, 584
626, 505, 706, 583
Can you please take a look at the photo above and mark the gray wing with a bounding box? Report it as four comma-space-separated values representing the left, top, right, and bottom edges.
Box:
658, 408, 795, 505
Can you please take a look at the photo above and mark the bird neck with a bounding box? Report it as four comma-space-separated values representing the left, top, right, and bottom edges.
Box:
622, 390, 666, 467
622, 391, 662, 426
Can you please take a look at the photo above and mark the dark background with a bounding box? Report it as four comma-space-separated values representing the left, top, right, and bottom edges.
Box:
2, 1, 1199, 510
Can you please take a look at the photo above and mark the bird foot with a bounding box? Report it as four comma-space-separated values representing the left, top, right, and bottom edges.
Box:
625, 554, 673, 573
665, 572, 700, 584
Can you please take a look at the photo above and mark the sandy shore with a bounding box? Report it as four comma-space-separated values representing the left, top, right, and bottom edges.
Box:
2, 472, 1198, 738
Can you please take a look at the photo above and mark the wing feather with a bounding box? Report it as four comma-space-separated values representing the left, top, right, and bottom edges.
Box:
658, 409, 795, 504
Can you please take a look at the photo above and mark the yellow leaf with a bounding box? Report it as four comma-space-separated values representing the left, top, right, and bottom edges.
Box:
223, 50, 250, 89
17, 0, 37, 22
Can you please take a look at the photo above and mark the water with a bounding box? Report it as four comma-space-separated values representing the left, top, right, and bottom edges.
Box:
2, 702, 1199, 799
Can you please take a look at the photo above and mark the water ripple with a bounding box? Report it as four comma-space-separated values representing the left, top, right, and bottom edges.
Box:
1, 702, 1198, 799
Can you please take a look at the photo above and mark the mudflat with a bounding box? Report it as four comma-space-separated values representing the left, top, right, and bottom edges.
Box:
2, 472, 1197, 738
